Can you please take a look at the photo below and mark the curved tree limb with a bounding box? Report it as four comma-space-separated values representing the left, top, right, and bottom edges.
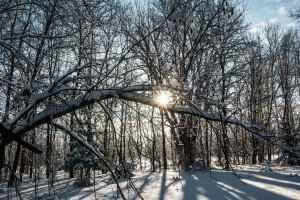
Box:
5, 85, 272, 146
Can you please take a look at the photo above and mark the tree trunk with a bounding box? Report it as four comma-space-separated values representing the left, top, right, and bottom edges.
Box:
46, 123, 52, 178
8, 143, 21, 187
252, 135, 258, 164
161, 111, 167, 170
151, 108, 156, 172
205, 120, 210, 167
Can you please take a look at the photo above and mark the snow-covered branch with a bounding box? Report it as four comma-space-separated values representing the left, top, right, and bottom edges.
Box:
6, 85, 272, 146
10, 89, 115, 138
118, 91, 273, 138
52, 123, 126, 200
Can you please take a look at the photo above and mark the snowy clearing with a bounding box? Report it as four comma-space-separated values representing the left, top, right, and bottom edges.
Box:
1, 165, 299, 200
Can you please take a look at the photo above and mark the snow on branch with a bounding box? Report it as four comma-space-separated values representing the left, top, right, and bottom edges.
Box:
52, 123, 96, 154
11, 89, 114, 137
8, 85, 272, 144
10, 87, 78, 128
52, 123, 126, 200
117, 91, 272, 138
48, 64, 96, 92
7, 66, 100, 128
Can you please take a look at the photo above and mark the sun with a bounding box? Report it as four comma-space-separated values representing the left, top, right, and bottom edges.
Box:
156, 91, 170, 106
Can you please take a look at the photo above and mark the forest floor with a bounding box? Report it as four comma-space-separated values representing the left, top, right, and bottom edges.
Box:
0, 164, 300, 200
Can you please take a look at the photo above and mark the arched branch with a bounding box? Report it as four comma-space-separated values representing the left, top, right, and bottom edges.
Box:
6, 85, 271, 146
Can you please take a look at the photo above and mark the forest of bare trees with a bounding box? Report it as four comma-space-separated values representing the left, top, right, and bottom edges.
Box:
0, 0, 299, 198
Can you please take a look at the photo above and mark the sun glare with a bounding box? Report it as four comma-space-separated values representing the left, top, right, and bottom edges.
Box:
156, 91, 169, 106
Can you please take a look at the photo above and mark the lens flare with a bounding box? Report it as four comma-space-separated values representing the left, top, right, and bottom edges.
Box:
156, 91, 169, 106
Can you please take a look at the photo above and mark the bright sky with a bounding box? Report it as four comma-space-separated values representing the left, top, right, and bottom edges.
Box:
244, 0, 300, 33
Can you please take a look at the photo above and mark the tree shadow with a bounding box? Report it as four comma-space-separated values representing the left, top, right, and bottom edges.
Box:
131, 172, 154, 200
181, 169, 299, 200
159, 170, 167, 200
237, 169, 300, 191
3, 168, 299, 199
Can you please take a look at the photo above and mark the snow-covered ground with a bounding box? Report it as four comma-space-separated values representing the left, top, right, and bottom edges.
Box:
1, 164, 299, 199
